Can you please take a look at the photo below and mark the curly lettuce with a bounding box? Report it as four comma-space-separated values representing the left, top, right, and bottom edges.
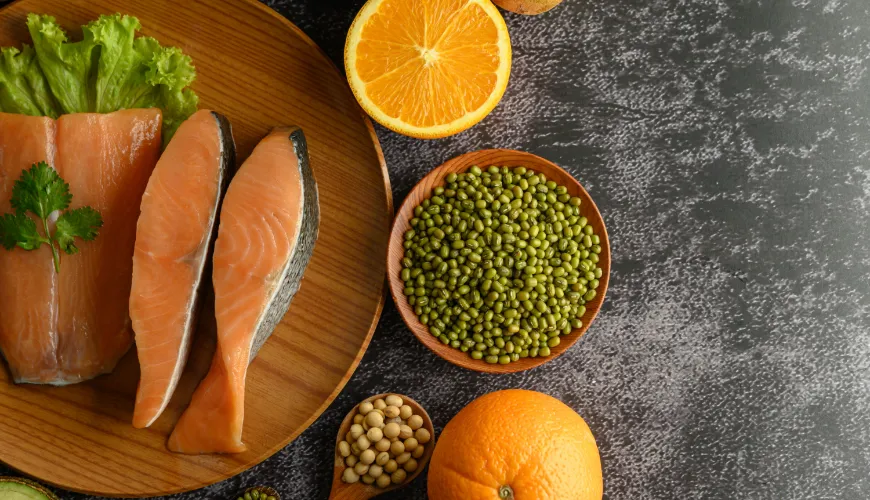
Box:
0, 13, 198, 142
0, 45, 60, 118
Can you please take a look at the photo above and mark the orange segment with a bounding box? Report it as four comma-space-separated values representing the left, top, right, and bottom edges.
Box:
345, 0, 511, 138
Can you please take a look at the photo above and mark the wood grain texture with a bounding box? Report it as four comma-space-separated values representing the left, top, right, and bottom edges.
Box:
0, 0, 391, 496
387, 150, 610, 374
328, 394, 435, 500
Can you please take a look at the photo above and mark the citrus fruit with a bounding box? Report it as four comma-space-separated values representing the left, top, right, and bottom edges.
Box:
428, 389, 603, 500
344, 0, 512, 139
492, 0, 564, 15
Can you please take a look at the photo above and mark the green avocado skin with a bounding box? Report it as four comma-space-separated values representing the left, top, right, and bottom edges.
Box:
0, 478, 57, 500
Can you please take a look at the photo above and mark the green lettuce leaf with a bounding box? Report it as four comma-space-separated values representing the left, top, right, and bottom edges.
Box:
26, 13, 99, 114
84, 14, 198, 139
86, 14, 159, 112
0, 45, 60, 117
1, 13, 199, 143
141, 46, 199, 141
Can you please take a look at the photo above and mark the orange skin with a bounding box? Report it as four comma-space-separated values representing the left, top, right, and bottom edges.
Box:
428, 389, 603, 500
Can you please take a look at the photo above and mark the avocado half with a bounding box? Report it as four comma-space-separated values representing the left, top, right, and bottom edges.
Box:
0, 477, 58, 500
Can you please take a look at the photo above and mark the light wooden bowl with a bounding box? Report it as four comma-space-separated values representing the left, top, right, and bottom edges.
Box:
328, 394, 435, 499
387, 149, 610, 373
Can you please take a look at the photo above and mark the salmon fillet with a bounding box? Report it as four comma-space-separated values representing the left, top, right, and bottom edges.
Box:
0, 109, 162, 385
0, 113, 58, 384
168, 127, 319, 454
54, 109, 162, 383
130, 110, 235, 428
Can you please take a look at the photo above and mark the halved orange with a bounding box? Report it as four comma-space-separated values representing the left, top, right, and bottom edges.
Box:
345, 0, 512, 139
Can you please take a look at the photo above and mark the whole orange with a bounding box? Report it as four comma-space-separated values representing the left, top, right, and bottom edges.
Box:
428, 389, 602, 500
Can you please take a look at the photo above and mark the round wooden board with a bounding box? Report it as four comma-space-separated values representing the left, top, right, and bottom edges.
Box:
0, 0, 391, 496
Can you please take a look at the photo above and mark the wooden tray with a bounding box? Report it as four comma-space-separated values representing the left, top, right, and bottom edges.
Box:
0, 0, 392, 496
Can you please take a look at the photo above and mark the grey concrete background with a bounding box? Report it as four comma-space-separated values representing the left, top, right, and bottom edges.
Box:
2, 0, 870, 498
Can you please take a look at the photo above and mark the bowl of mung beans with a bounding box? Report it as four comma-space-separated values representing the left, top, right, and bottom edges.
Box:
387, 149, 610, 373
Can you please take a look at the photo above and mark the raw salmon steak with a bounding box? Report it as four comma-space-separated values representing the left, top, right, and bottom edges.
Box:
130, 110, 235, 428
168, 127, 319, 454
0, 109, 162, 385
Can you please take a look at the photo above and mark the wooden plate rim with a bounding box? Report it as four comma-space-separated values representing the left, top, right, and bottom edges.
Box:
387, 149, 610, 374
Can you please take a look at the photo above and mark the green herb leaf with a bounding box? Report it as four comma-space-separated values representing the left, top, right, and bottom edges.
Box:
0, 212, 44, 250
10, 161, 71, 219
0, 161, 101, 273
55, 206, 103, 254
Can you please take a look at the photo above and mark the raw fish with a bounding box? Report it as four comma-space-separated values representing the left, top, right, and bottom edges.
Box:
168, 127, 319, 453
0, 113, 58, 384
130, 110, 235, 428
0, 109, 162, 384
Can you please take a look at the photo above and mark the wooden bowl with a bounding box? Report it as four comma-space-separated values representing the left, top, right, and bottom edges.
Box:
328, 394, 435, 499
387, 149, 610, 373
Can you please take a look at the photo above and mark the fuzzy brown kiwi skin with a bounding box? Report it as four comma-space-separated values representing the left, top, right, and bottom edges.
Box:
492, 0, 563, 15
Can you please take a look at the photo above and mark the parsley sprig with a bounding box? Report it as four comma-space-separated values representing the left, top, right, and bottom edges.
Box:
0, 162, 103, 273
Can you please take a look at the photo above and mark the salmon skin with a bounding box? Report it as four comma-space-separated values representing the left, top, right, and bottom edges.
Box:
168, 126, 319, 454
0, 109, 162, 385
130, 110, 236, 428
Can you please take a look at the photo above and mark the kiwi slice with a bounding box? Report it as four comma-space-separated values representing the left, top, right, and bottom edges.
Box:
0, 477, 58, 500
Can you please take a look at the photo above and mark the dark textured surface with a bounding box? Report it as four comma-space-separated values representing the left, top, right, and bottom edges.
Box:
3, 0, 870, 498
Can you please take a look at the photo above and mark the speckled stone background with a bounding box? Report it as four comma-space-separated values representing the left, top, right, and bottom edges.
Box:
2, 0, 870, 498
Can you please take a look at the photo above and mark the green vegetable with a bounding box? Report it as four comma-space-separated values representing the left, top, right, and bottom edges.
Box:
0, 13, 198, 143
0, 46, 60, 117
401, 166, 603, 364
0, 476, 58, 500
26, 14, 99, 114
55, 206, 102, 254
0, 162, 103, 273
237, 486, 279, 500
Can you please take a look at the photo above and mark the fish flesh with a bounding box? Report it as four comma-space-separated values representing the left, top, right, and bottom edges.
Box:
130, 110, 235, 428
168, 127, 319, 453
54, 110, 162, 383
0, 109, 162, 385
0, 113, 58, 383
